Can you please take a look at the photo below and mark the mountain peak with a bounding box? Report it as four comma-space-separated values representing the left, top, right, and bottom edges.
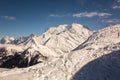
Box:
57, 24, 68, 28
43, 24, 68, 36
72, 23, 84, 28
71, 23, 90, 30
0, 24, 120, 80
30, 34, 36, 37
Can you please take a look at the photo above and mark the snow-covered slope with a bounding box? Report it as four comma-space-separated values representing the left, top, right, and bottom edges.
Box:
26, 24, 119, 80
0, 44, 23, 55
0, 24, 120, 80
7, 23, 92, 56
74, 24, 120, 51
14, 34, 59, 57
41, 23, 92, 54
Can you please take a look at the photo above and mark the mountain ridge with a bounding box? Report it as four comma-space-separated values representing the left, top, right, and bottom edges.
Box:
0, 23, 120, 80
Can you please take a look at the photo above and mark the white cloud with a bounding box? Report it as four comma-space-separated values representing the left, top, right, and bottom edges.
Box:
49, 14, 64, 17
102, 19, 120, 23
73, 12, 112, 18
112, 5, 120, 9
2, 16, 16, 20
117, 0, 120, 2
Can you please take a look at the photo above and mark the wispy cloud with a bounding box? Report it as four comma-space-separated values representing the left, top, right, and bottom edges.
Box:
112, 0, 120, 9
117, 0, 120, 3
102, 19, 120, 23
73, 12, 112, 18
49, 14, 64, 17
2, 16, 16, 20
112, 5, 120, 9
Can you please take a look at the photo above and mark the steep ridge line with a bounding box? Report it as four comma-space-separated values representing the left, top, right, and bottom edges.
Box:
0, 24, 120, 80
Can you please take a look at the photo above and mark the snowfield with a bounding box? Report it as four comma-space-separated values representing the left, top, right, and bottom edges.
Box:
0, 23, 120, 80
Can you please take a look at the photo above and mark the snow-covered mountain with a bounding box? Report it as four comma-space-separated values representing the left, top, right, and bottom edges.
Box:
0, 23, 92, 56
0, 36, 14, 44
41, 23, 92, 54
74, 24, 120, 51
0, 23, 120, 80
0, 23, 92, 69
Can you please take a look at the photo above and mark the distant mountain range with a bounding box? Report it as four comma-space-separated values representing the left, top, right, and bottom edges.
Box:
0, 23, 92, 56
0, 23, 120, 80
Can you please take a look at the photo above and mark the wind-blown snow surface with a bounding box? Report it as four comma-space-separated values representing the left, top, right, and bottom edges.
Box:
0, 24, 120, 80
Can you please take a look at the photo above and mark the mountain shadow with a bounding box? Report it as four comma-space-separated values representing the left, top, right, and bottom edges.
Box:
0, 48, 48, 68
72, 50, 120, 80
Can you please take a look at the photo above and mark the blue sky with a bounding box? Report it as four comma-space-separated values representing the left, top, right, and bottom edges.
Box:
0, 0, 120, 37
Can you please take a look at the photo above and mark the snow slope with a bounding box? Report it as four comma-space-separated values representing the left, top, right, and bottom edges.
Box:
0, 23, 91, 57
42, 23, 92, 54
74, 24, 120, 51
0, 24, 120, 80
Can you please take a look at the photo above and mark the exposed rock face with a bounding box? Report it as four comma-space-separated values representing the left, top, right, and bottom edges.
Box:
0, 24, 120, 80
0, 47, 48, 68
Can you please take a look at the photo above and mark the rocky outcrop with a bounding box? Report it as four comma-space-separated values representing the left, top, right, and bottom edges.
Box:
0, 47, 48, 68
